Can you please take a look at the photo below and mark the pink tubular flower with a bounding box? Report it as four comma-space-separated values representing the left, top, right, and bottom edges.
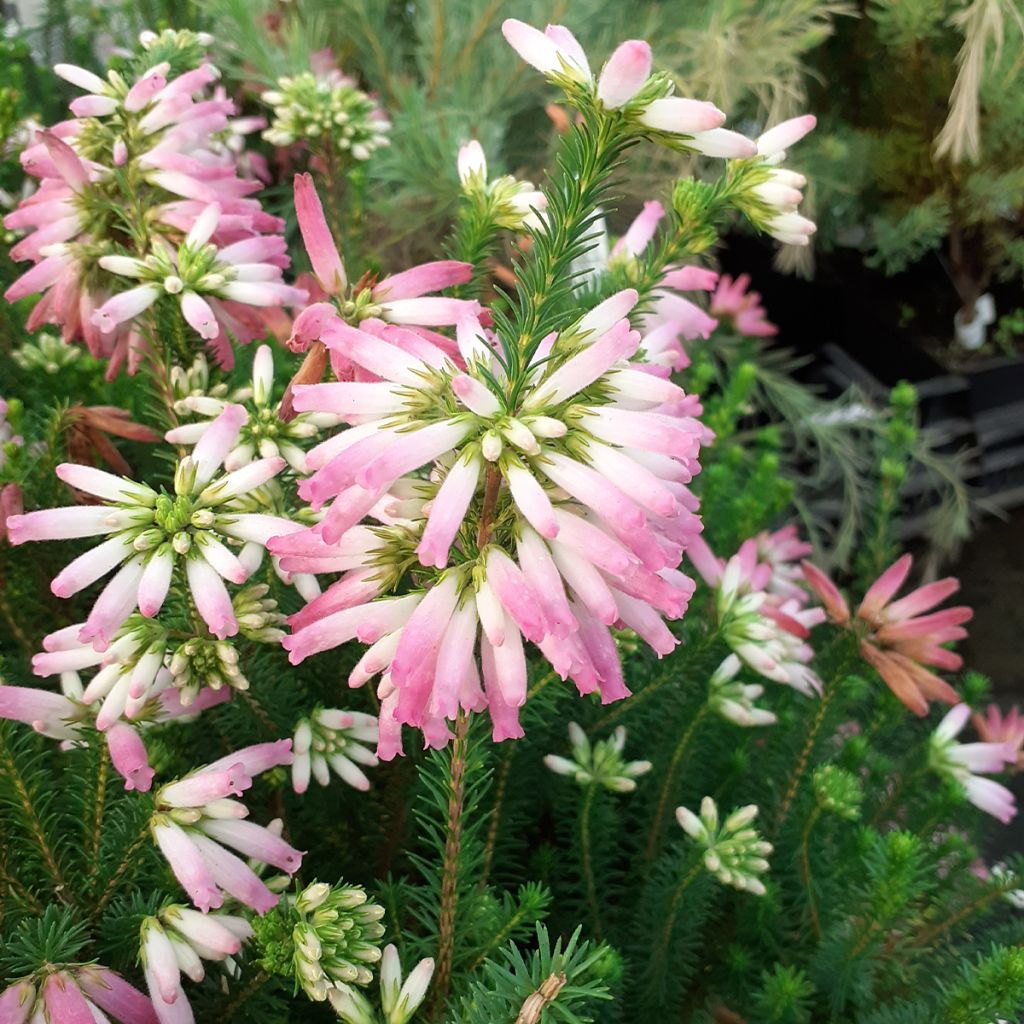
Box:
7, 405, 288, 648
973, 705, 1024, 770
141, 906, 251, 1024
151, 740, 299, 912
929, 703, 1017, 824
5, 51, 284, 372
710, 274, 777, 337
2, 969, 159, 1024
502, 20, 739, 152
802, 554, 969, 716
286, 174, 477, 361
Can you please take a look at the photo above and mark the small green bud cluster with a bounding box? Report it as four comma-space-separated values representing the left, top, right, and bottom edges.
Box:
676, 797, 773, 895
257, 880, 386, 1002
812, 764, 863, 820
262, 72, 390, 160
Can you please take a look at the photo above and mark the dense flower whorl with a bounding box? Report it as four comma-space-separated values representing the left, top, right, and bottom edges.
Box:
676, 797, 773, 895
262, 66, 390, 160
270, 276, 704, 756
7, 404, 295, 648
3, 39, 288, 371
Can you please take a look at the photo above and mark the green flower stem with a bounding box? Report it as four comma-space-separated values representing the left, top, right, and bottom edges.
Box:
90, 820, 151, 920
774, 677, 840, 835
85, 744, 110, 881
644, 703, 710, 863
431, 710, 471, 1018
654, 855, 705, 960
799, 804, 823, 939
580, 784, 602, 940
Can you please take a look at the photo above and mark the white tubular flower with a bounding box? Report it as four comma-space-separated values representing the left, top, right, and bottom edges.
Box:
379, 943, 435, 1024
292, 707, 380, 793
166, 344, 340, 475
544, 721, 651, 793
675, 797, 773, 895
928, 703, 1017, 824
707, 654, 777, 727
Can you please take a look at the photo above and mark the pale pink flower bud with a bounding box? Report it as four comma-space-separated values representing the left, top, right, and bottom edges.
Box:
639, 98, 726, 135
597, 40, 652, 109
458, 140, 487, 185
756, 115, 816, 158
107, 722, 154, 792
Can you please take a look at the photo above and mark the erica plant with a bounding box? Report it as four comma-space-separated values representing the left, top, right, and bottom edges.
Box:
0, 13, 1021, 1024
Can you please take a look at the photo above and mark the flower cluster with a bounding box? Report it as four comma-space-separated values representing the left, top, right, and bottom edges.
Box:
268, 165, 708, 756
710, 273, 777, 338
7, 405, 296, 648
262, 67, 391, 161
676, 798, 773, 895
707, 654, 777, 727
255, 880, 386, 1002
457, 140, 547, 232
167, 344, 339, 473
0, 967, 158, 1024
141, 906, 251, 1024
544, 722, 652, 792
928, 703, 1017, 824
3, 36, 290, 371
736, 116, 817, 246
13, 331, 83, 373
292, 707, 380, 793
502, 20, 754, 158
802, 554, 969, 715
151, 740, 302, 913
689, 534, 823, 697
0, 396, 23, 468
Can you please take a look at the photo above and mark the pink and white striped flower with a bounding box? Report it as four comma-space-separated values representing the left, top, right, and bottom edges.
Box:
141, 906, 252, 1024
151, 740, 301, 913
7, 404, 291, 648
929, 703, 1017, 824
688, 533, 823, 697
